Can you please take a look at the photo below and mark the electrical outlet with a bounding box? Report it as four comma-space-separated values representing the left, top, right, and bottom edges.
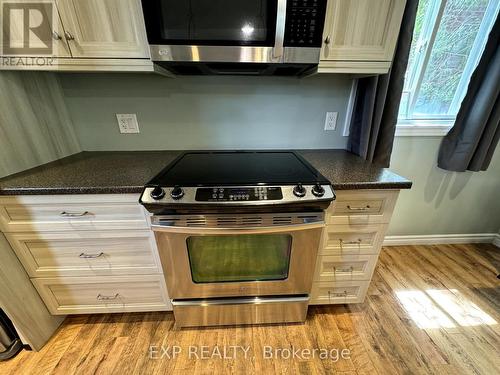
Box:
324, 112, 338, 131
116, 114, 140, 134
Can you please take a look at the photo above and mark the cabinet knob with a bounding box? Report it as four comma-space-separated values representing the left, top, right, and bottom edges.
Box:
64, 31, 75, 41
324, 36, 331, 44
52, 31, 62, 40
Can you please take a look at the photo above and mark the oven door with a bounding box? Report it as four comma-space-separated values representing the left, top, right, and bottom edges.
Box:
151, 213, 324, 299
142, 0, 287, 63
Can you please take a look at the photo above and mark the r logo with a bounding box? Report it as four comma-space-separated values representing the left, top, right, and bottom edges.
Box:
2, 1, 53, 55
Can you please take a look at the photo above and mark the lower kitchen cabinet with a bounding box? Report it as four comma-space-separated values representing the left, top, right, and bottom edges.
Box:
0, 194, 172, 315
311, 189, 399, 304
321, 223, 387, 256
5, 230, 162, 277
310, 280, 370, 304
32, 274, 171, 315
0, 194, 150, 232
314, 254, 378, 282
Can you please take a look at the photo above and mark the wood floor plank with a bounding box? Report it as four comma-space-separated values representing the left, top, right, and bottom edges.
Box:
1, 243, 499, 375
48, 314, 108, 374
333, 305, 379, 375
95, 336, 129, 375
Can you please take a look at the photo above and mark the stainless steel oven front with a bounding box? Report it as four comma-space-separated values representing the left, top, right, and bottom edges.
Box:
151, 212, 324, 301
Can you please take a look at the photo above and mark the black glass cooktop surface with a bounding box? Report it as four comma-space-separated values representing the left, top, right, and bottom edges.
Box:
147, 151, 330, 186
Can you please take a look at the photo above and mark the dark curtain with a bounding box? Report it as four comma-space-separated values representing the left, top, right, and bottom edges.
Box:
438, 15, 500, 172
347, 0, 419, 167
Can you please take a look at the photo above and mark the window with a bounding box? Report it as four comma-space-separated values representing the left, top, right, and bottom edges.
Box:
397, 0, 499, 136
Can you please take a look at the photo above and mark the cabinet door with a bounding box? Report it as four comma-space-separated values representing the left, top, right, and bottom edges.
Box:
53, 6, 72, 57
321, 0, 406, 62
2, 0, 71, 57
56, 0, 149, 58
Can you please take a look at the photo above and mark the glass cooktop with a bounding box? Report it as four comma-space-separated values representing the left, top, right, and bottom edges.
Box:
147, 151, 330, 186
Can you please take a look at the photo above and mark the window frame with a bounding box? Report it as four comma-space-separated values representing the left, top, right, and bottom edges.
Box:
396, 0, 499, 136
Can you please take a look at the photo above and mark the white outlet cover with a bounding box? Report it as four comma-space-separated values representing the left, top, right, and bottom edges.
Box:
116, 114, 140, 134
324, 112, 338, 131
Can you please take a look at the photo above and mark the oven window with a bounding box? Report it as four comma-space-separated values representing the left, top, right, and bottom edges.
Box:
187, 234, 291, 283
149, 0, 277, 46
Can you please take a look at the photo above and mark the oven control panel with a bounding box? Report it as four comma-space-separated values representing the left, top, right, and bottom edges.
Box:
140, 185, 335, 207
196, 187, 283, 202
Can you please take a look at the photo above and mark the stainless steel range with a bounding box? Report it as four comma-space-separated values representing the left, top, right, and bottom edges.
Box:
140, 151, 335, 327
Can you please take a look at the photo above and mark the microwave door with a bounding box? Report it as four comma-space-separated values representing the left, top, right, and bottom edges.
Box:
143, 0, 286, 64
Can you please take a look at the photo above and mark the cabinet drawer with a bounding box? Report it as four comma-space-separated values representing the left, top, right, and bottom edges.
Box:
309, 280, 369, 305
32, 275, 172, 315
321, 223, 386, 255
328, 190, 399, 225
6, 230, 162, 277
0, 195, 148, 232
314, 254, 378, 282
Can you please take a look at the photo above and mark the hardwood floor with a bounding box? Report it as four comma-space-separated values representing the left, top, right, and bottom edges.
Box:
1, 243, 499, 375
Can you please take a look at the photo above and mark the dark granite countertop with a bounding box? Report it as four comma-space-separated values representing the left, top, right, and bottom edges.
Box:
0, 150, 411, 195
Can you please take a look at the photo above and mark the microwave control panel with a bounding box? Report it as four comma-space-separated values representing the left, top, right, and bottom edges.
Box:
284, 0, 327, 47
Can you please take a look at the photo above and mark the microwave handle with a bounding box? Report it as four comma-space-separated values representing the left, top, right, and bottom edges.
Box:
273, 0, 287, 60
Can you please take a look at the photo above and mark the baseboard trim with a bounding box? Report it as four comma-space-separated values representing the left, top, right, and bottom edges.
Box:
493, 234, 500, 248
383, 233, 499, 246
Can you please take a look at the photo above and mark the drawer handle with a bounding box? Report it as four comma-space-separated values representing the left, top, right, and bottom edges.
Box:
60, 211, 89, 217
346, 205, 371, 211
340, 239, 362, 245
97, 293, 119, 301
334, 266, 354, 274
328, 290, 348, 302
339, 239, 362, 253
79, 252, 104, 259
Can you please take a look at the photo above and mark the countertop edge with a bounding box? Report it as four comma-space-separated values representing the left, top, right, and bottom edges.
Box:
0, 182, 412, 196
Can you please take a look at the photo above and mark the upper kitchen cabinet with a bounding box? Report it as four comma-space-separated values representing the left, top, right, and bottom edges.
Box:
319, 0, 406, 74
56, 0, 149, 58
0, 0, 159, 73
0, 0, 71, 58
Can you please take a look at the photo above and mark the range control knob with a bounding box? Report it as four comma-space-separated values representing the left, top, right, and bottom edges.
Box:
312, 183, 325, 197
293, 183, 306, 198
170, 185, 184, 200
150, 186, 165, 200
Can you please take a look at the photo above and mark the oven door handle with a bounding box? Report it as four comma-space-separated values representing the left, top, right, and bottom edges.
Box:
151, 221, 325, 235
172, 295, 309, 306
273, 0, 287, 60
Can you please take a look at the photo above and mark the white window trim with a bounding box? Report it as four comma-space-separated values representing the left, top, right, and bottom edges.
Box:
396, 120, 453, 137
396, 0, 499, 137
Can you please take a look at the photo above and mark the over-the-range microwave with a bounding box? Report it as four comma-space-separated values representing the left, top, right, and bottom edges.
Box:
141, 0, 327, 76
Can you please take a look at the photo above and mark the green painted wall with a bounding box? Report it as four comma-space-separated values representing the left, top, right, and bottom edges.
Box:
387, 136, 500, 236
58, 73, 352, 150
0, 72, 80, 178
